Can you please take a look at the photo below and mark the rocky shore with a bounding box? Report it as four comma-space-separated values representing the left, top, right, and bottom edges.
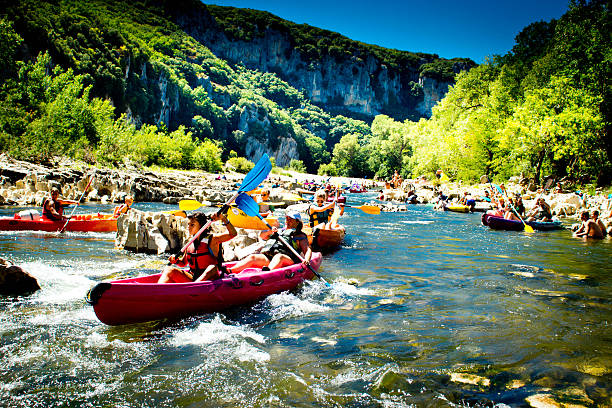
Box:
2, 154, 611, 260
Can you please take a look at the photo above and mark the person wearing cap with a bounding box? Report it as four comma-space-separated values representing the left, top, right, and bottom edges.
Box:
158, 211, 237, 283
42, 187, 79, 221
228, 210, 312, 274
113, 195, 134, 217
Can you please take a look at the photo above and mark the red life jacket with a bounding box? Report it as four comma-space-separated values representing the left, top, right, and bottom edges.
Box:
184, 235, 219, 281
42, 198, 63, 221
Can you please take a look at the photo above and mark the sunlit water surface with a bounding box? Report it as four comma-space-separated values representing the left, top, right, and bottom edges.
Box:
0, 198, 611, 407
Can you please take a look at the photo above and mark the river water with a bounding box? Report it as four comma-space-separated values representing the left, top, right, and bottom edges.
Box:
0, 196, 610, 407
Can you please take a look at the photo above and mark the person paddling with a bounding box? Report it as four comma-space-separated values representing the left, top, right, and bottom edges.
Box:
228, 211, 312, 274
42, 187, 79, 221
158, 211, 237, 283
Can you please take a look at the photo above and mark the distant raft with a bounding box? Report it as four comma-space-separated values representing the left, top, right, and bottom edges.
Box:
481, 214, 564, 231
0, 211, 117, 233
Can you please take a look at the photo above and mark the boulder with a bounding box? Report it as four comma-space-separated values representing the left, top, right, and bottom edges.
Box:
0, 258, 40, 296
549, 194, 583, 217
116, 209, 189, 254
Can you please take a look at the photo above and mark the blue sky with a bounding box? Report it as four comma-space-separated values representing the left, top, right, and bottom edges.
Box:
202, 0, 570, 63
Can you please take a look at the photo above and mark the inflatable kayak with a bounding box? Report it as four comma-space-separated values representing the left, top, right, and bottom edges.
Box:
227, 207, 279, 230
446, 204, 470, 213
304, 225, 345, 251
481, 213, 563, 231
86, 252, 323, 325
0, 211, 117, 233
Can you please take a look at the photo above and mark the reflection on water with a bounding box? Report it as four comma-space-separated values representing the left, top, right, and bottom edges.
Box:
0, 199, 611, 407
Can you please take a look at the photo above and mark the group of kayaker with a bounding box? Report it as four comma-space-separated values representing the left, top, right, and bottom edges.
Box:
153, 187, 349, 285
573, 210, 606, 239
41, 188, 134, 222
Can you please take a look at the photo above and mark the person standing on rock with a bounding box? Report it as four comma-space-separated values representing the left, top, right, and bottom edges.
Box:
158, 211, 237, 283
42, 187, 78, 221
113, 195, 134, 217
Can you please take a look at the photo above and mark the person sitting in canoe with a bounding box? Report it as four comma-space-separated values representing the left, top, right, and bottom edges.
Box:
308, 190, 343, 230
574, 210, 604, 239
503, 195, 526, 221
458, 191, 476, 212
113, 195, 133, 217
42, 187, 79, 221
158, 211, 237, 283
256, 189, 272, 217
487, 197, 507, 217
526, 198, 552, 222
227, 211, 312, 274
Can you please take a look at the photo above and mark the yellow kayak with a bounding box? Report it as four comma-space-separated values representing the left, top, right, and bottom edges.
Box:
446, 204, 470, 213
227, 207, 279, 230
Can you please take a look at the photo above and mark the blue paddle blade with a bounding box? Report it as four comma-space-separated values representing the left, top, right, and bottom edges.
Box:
235, 193, 260, 217
238, 154, 272, 193
492, 183, 503, 194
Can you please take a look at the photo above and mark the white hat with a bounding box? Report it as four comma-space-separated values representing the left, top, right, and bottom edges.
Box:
286, 211, 302, 221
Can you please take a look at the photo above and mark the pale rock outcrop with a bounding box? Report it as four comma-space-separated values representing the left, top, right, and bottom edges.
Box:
548, 194, 583, 216
115, 208, 261, 259
115, 209, 189, 254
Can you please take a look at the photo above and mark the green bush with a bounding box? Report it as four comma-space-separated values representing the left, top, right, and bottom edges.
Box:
226, 157, 254, 173
318, 163, 338, 176
288, 159, 306, 173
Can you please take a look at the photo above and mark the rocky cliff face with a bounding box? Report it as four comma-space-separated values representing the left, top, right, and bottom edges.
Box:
178, 8, 471, 121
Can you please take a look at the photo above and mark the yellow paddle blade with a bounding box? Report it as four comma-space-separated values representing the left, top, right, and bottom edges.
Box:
284, 193, 307, 201
524, 224, 535, 233
178, 199, 211, 211
259, 201, 285, 206
354, 205, 381, 215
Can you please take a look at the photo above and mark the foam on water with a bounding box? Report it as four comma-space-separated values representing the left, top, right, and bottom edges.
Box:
170, 315, 270, 363
400, 220, 435, 225
265, 292, 329, 321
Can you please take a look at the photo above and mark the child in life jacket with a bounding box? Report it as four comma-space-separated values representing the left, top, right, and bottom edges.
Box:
113, 195, 133, 217
158, 211, 237, 283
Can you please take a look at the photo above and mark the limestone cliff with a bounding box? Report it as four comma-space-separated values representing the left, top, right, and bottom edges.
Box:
174, 3, 475, 121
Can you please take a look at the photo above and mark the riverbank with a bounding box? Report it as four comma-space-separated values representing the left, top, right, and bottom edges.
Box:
1, 154, 611, 234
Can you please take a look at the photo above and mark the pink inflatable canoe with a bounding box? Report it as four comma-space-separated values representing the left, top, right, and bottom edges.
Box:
87, 252, 323, 326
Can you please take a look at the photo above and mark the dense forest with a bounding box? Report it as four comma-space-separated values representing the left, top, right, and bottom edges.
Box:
324, 0, 610, 186
0, 0, 609, 186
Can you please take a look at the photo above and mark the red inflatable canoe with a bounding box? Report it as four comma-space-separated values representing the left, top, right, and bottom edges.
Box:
86, 252, 323, 325
0, 212, 118, 233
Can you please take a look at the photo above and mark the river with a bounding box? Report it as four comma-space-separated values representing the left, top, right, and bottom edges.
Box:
0, 196, 610, 407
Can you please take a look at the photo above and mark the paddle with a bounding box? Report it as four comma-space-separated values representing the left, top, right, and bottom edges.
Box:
345, 204, 380, 215
483, 175, 533, 233
259, 201, 285, 207
176, 154, 272, 256
235, 193, 331, 287
59, 172, 95, 233
179, 199, 212, 211
330, 180, 342, 225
